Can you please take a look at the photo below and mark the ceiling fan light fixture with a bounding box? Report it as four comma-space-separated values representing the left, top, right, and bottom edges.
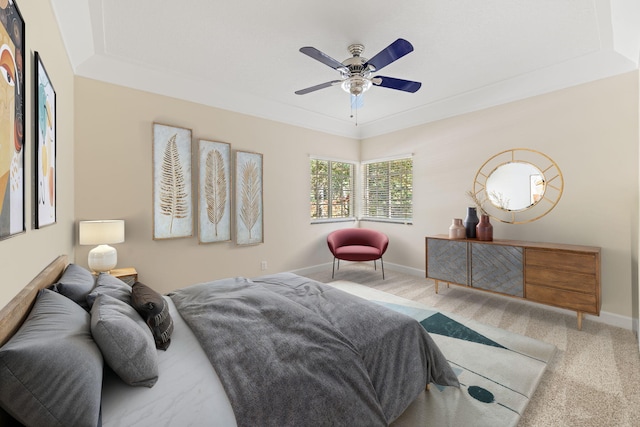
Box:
341, 76, 372, 96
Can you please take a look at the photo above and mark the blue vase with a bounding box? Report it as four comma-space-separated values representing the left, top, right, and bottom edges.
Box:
464, 207, 479, 238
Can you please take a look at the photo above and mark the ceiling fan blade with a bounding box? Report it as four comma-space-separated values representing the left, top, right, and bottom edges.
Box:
372, 76, 422, 93
295, 80, 342, 95
365, 38, 414, 72
299, 47, 348, 72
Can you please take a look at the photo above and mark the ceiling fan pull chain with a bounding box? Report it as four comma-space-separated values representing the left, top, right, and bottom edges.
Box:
350, 94, 361, 126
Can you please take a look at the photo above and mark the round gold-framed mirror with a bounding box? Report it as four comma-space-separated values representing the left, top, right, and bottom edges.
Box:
472, 148, 563, 224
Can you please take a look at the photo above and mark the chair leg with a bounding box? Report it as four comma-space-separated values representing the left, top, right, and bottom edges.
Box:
332, 257, 336, 279
374, 259, 377, 271
381, 257, 385, 280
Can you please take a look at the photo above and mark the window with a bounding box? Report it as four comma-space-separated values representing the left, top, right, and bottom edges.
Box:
310, 158, 355, 221
361, 156, 413, 222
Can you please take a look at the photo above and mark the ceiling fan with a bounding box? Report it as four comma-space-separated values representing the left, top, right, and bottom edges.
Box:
295, 38, 422, 102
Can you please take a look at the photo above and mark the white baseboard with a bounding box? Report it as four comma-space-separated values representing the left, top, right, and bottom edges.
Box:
291, 262, 635, 332
383, 261, 425, 277
290, 263, 333, 275
597, 311, 636, 331
291, 261, 424, 277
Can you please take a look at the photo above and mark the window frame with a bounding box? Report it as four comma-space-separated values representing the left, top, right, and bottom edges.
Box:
309, 156, 357, 224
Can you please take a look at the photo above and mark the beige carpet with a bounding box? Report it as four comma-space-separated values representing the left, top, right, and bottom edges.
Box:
302, 263, 640, 426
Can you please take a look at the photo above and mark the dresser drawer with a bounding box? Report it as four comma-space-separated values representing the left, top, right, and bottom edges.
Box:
526, 266, 596, 294
525, 249, 597, 275
526, 284, 598, 314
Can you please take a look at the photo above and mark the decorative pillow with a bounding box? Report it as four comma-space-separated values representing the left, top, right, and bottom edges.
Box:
86, 272, 132, 309
131, 281, 174, 350
0, 289, 103, 427
52, 263, 96, 310
91, 294, 159, 387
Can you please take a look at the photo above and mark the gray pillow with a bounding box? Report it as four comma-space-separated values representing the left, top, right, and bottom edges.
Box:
0, 289, 103, 427
91, 294, 159, 387
86, 272, 132, 308
53, 263, 96, 310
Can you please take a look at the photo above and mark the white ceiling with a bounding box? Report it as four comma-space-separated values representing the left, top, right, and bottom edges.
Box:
50, 0, 640, 139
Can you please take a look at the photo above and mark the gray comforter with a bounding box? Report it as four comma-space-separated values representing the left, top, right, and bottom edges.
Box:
170, 273, 459, 427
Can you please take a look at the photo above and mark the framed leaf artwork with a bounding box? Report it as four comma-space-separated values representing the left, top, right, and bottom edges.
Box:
35, 52, 56, 228
152, 123, 193, 240
198, 140, 231, 243
234, 150, 263, 245
0, 2, 25, 240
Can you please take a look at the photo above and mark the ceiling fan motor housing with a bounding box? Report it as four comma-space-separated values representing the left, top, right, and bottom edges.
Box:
341, 44, 373, 96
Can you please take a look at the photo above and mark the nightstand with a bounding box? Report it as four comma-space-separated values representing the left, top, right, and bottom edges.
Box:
109, 267, 138, 286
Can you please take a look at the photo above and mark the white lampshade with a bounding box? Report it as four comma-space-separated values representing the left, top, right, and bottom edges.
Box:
79, 220, 125, 245
79, 220, 125, 273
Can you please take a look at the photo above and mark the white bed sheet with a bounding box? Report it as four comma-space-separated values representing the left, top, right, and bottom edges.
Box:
101, 296, 237, 427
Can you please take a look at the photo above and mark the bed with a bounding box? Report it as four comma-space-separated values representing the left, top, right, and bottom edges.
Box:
0, 255, 459, 427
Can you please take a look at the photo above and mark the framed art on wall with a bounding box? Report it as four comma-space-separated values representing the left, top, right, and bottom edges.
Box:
234, 150, 263, 245
152, 123, 193, 240
198, 140, 231, 243
35, 51, 56, 228
0, 2, 25, 240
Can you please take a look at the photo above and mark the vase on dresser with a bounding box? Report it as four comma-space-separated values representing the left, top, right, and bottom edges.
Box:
463, 207, 479, 238
476, 214, 493, 241
449, 218, 466, 239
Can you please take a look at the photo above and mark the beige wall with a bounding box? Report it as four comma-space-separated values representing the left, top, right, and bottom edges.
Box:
0, 1, 75, 308
362, 72, 640, 320
74, 72, 639, 321
74, 77, 359, 293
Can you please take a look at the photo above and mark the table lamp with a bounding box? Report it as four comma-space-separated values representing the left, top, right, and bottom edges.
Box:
79, 220, 125, 273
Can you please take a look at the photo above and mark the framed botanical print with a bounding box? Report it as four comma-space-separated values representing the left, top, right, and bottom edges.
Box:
234, 150, 263, 245
198, 139, 231, 243
0, 2, 24, 239
35, 51, 56, 228
152, 123, 193, 240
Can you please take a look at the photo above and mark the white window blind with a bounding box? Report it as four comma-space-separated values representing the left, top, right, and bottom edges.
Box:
360, 156, 413, 222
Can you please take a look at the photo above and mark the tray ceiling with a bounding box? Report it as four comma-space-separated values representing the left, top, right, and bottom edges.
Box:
51, 0, 639, 138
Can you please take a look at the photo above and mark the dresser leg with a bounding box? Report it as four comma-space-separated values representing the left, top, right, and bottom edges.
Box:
434, 280, 439, 294
577, 312, 583, 330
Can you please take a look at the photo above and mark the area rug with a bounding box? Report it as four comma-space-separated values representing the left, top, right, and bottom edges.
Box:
328, 280, 557, 427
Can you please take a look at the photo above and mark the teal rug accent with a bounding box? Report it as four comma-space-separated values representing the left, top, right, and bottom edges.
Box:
375, 301, 506, 349
419, 313, 506, 349
329, 281, 557, 427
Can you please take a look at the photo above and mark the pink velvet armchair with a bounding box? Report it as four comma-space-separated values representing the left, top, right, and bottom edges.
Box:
327, 228, 389, 279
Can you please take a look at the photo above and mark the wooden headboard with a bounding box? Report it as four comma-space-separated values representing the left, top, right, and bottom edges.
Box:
0, 255, 68, 347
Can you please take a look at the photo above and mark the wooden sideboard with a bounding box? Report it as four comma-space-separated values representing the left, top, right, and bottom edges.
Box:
425, 235, 601, 330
